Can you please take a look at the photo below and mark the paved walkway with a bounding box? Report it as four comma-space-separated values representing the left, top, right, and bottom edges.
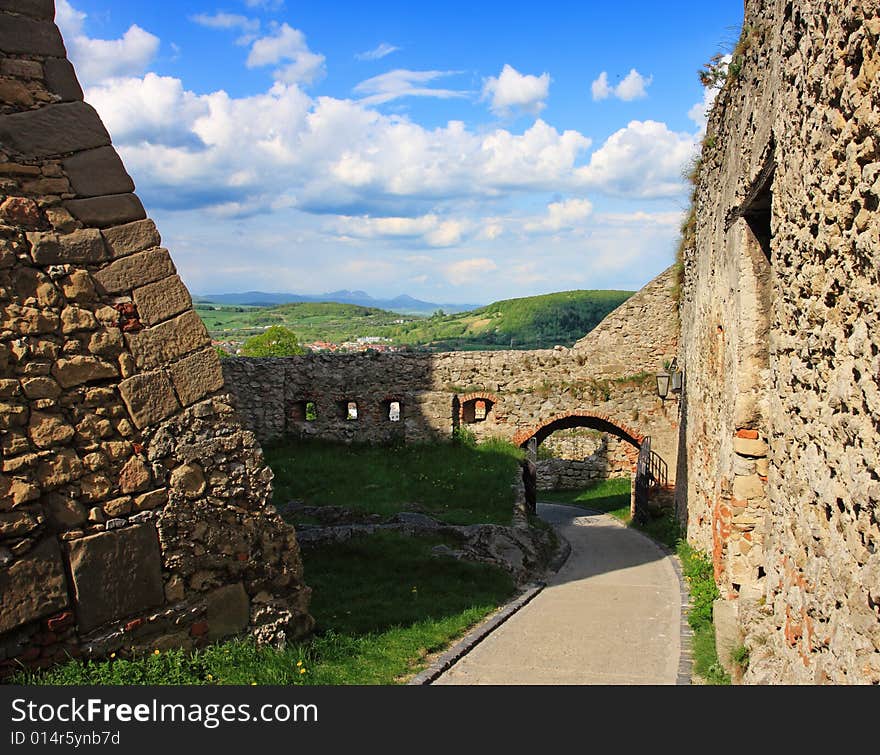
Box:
433, 502, 683, 685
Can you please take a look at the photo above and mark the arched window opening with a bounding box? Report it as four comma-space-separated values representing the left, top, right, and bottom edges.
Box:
461, 397, 494, 424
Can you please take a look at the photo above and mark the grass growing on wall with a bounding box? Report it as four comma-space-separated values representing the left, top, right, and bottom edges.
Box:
265, 438, 523, 526
15, 532, 516, 686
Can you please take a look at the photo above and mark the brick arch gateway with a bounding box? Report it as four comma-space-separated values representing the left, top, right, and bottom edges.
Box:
513, 412, 645, 449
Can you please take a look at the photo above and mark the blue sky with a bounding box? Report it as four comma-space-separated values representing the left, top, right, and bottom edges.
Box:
56, 0, 743, 303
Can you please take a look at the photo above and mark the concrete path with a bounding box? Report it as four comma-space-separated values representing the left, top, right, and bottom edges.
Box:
433, 502, 683, 685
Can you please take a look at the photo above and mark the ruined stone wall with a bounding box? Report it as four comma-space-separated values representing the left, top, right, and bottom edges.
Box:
679, 0, 880, 683
536, 430, 634, 490
0, 2, 311, 675
222, 267, 681, 473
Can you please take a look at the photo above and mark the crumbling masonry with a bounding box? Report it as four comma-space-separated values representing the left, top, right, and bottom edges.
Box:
0, 1, 312, 676
679, 0, 880, 683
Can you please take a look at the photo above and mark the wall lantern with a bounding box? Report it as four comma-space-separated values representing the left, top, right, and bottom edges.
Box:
657, 357, 683, 400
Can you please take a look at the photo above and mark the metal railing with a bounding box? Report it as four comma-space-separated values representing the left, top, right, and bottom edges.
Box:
634, 436, 668, 522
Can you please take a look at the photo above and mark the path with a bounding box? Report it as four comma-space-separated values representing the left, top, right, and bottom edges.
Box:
432, 502, 684, 685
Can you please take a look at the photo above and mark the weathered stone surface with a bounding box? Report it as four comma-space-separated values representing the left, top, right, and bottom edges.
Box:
1, 196, 42, 228
37, 447, 83, 488
27, 228, 106, 265
0, 538, 69, 635
126, 310, 209, 371
101, 219, 160, 259
0, 13, 64, 56
732, 474, 765, 501
60, 305, 98, 333
0, 509, 40, 538
67, 524, 165, 633
103, 496, 132, 518
51, 355, 117, 388
42, 57, 83, 102
64, 194, 146, 229
206, 582, 250, 640
133, 275, 191, 326
60, 270, 98, 302
62, 147, 135, 198
93, 247, 174, 294
118, 371, 180, 429
21, 376, 61, 399
0, 0, 55, 20
0, 59, 43, 79
170, 462, 206, 499
0, 78, 35, 107
732, 437, 768, 457
133, 488, 167, 512
169, 348, 224, 407
45, 493, 87, 530
0, 102, 109, 158
119, 456, 151, 494
28, 410, 75, 448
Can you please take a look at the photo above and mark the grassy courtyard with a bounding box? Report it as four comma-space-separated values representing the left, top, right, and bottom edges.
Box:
16, 441, 522, 686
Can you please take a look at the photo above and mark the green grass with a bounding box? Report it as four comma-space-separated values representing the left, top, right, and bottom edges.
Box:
15, 532, 516, 686
265, 438, 523, 526
537, 477, 632, 521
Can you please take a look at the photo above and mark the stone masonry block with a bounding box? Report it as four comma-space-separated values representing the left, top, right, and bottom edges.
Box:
125, 310, 210, 372
206, 582, 251, 641
27, 228, 106, 265
133, 275, 191, 326
732, 437, 769, 457
101, 219, 161, 259
118, 371, 181, 429
169, 347, 225, 407
0, 13, 65, 56
0, 102, 109, 159
62, 146, 135, 198
42, 58, 83, 102
64, 193, 146, 228
93, 247, 174, 294
0, 1, 56, 20
66, 524, 165, 633
0, 537, 69, 635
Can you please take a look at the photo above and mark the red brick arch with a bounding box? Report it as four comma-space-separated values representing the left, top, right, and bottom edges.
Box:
513, 411, 646, 448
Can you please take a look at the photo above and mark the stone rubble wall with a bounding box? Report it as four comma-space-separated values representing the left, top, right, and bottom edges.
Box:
0, 1, 312, 676
536, 430, 635, 490
222, 267, 681, 471
679, 0, 880, 683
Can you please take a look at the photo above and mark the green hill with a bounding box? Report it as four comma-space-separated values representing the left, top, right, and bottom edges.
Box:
198, 290, 634, 352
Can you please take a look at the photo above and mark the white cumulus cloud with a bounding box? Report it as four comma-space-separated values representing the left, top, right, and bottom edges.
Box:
482, 64, 550, 116
591, 68, 652, 101
246, 23, 325, 85
576, 120, 698, 197
56, 0, 159, 86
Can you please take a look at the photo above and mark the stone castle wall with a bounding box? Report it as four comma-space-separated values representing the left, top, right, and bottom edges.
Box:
679, 0, 880, 682
536, 429, 635, 490
222, 267, 681, 479
0, 2, 311, 675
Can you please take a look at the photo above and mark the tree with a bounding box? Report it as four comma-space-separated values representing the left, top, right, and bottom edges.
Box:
241, 325, 306, 357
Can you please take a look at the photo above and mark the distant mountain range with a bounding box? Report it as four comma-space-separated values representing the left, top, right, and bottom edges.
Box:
194, 290, 482, 315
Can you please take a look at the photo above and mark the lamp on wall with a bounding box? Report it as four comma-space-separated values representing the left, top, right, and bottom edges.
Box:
657, 357, 682, 400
